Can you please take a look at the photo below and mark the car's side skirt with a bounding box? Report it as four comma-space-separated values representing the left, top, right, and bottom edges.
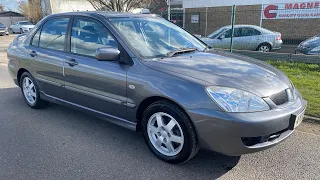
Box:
40, 91, 137, 131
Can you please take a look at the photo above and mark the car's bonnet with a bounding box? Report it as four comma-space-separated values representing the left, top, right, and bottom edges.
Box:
302, 36, 320, 46
145, 51, 291, 97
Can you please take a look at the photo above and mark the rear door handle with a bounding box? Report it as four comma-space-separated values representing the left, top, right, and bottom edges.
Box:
30, 51, 37, 57
65, 58, 78, 67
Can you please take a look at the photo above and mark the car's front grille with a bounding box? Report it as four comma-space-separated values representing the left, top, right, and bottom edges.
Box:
270, 90, 288, 106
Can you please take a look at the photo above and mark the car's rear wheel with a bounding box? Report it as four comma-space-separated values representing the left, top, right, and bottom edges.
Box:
9, 28, 13, 34
257, 43, 271, 52
141, 100, 198, 164
20, 28, 23, 34
20, 72, 48, 109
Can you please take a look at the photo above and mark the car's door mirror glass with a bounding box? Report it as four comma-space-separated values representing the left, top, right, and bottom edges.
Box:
95, 47, 120, 61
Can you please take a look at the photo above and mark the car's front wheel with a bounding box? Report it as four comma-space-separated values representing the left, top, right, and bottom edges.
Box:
142, 100, 198, 164
20, 72, 48, 109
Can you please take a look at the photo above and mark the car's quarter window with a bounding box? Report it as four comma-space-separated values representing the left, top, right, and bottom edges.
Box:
241, 28, 261, 37
39, 18, 69, 51
31, 29, 41, 46
70, 18, 118, 57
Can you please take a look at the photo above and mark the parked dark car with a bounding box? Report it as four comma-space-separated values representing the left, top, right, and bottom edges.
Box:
0, 23, 9, 35
296, 35, 320, 55
7, 12, 306, 164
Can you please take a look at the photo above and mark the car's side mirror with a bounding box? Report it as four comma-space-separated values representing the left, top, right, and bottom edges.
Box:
218, 34, 225, 40
95, 47, 120, 61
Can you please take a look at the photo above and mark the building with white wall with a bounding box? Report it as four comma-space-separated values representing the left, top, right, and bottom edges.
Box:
41, 0, 95, 15
182, 0, 320, 42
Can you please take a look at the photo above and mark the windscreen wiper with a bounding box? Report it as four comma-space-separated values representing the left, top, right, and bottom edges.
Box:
167, 48, 198, 57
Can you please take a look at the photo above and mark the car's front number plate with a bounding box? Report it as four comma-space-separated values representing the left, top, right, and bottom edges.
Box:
294, 110, 305, 128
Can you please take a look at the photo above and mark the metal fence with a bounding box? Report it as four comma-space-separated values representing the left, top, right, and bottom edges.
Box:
160, 5, 320, 59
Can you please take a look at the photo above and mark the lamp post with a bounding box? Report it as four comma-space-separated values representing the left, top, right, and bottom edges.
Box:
230, 5, 236, 53
166, 0, 171, 21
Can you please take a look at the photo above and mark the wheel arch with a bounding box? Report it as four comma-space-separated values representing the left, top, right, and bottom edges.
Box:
17, 68, 30, 86
135, 96, 197, 135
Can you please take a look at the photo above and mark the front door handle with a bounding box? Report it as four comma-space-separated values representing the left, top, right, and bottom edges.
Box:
65, 59, 78, 67
30, 51, 37, 57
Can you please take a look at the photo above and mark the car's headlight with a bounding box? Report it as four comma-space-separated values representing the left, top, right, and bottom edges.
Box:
311, 46, 320, 52
206, 86, 270, 112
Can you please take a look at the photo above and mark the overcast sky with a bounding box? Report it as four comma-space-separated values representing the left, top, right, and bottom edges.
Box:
1, 0, 26, 12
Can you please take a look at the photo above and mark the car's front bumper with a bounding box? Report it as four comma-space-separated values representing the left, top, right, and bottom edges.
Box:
295, 47, 318, 55
187, 94, 307, 156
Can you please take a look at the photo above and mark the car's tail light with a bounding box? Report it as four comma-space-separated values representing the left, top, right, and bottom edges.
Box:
276, 34, 282, 41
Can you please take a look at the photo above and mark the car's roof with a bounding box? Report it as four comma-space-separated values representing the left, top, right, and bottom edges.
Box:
51, 11, 158, 18
221, 24, 261, 29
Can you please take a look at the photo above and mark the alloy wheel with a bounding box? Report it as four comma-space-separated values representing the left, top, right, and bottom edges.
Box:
147, 112, 184, 156
22, 77, 36, 105
258, 45, 270, 52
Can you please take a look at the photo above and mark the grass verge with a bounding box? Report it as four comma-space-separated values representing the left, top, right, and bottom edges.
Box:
267, 61, 320, 118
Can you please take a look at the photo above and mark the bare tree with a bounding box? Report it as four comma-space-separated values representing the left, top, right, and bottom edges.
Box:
18, 0, 43, 23
87, 0, 163, 12
0, 4, 4, 12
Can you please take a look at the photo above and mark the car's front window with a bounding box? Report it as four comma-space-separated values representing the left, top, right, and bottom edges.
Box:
109, 17, 206, 59
208, 28, 226, 39
20, 22, 33, 25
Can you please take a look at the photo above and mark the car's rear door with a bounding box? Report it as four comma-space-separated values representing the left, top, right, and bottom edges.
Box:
11, 22, 19, 33
63, 16, 128, 119
25, 17, 70, 100
239, 27, 262, 50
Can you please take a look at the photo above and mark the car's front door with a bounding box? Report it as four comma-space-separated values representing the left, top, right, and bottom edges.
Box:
63, 17, 128, 119
216, 28, 241, 50
26, 17, 70, 100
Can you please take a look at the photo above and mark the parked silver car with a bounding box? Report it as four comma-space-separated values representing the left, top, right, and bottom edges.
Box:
9, 21, 35, 34
0, 23, 9, 35
201, 25, 283, 52
8, 12, 306, 164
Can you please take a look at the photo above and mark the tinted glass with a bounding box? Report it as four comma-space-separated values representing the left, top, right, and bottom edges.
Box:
39, 18, 69, 51
241, 28, 261, 37
31, 29, 40, 46
110, 17, 206, 58
0, 23, 5, 28
224, 28, 241, 38
208, 28, 226, 39
71, 18, 118, 57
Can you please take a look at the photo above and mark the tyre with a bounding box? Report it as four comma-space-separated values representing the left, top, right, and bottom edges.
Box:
9, 28, 13, 34
20, 72, 48, 109
257, 43, 271, 52
141, 100, 198, 164
20, 28, 23, 34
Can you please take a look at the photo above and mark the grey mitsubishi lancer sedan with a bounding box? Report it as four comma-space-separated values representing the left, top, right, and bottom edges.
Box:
7, 12, 307, 164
